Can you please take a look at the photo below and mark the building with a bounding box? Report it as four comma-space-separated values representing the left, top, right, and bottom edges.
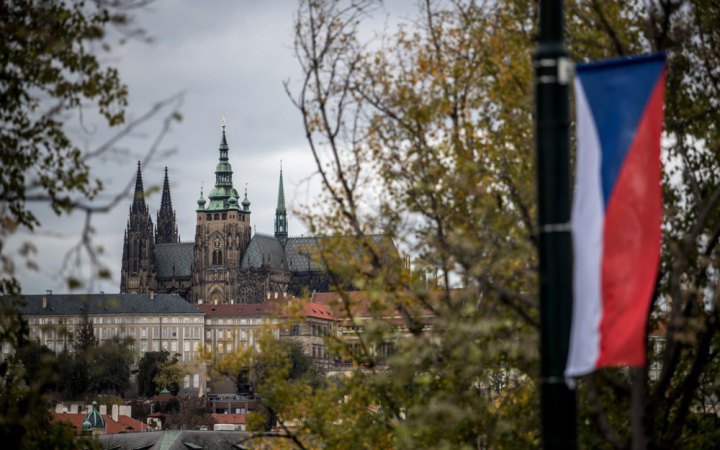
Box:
15, 292, 207, 395
120, 122, 398, 304
8, 291, 338, 399
52, 402, 147, 435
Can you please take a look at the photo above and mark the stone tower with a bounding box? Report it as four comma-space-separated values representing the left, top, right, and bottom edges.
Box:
274, 163, 288, 241
120, 161, 156, 293
191, 122, 252, 304
155, 167, 179, 244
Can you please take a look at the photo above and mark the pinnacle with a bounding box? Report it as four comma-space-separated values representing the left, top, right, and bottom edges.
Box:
276, 163, 286, 213
132, 160, 146, 210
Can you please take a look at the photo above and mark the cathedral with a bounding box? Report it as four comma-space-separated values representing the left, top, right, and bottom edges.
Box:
120, 124, 394, 304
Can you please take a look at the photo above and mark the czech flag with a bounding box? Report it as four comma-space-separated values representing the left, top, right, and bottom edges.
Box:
566, 53, 666, 377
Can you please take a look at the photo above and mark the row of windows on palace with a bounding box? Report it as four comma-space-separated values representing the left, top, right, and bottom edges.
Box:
11, 315, 334, 364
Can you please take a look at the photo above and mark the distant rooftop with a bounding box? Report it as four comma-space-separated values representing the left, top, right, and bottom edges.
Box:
10, 293, 202, 316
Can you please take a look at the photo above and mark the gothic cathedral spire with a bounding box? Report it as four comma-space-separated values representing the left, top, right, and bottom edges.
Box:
132, 160, 146, 213
274, 162, 288, 240
121, 161, 156, 293
156, 167, 179, 243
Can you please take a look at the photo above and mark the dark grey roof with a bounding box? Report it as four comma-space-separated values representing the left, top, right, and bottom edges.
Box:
99, 430, 249, 450
284, 236, 324, 272
155, 242, 194, 278
13, 293, 201, 316
240, 234, 286, 270
285, 234, 398, 272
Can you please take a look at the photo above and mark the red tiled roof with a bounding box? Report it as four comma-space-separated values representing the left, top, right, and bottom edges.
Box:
198, 299, 335, 321
52, 412, 147, 435
312, 291, 438, 319
210, 413, 246, 425
198, 301, 276, 317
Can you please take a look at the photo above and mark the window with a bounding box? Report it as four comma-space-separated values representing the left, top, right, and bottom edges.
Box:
214, 213, 219, 220
153, 327, 159, 338
141, 327, 147, 338
193, 374, 199, 388
221, 213, 227, 220
212, 250, 223, 265
172, 327, 178, 338
184, 341, 190, 352
152, 341, 159, 351
141, 342, 147, 352
162, 327, 168, 338
171, 341, 177, 352
291, 325, 300, 336
193, 327, 200, 339
184, 375, 190, 388
206, 213, 211, 221
206, 330, 211, 339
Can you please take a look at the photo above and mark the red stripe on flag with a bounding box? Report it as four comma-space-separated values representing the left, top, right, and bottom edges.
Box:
597, 72, 665, 368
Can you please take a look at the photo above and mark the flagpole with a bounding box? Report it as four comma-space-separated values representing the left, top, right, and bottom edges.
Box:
534, 0, 577, 448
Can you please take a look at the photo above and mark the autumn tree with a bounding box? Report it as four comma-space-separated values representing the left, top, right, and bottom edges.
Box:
1, 1, 180, 447
236, 1, 720, 449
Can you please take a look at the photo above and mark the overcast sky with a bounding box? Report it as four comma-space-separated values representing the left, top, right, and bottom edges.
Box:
10, 0, 415, 294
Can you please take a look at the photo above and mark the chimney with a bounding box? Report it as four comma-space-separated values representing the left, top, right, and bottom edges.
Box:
111, 404, 119, 423
42, 289, 52, 309
119, 405, 131, 418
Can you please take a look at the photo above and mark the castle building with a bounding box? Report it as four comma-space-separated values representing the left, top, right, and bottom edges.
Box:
120, 123, 397, 304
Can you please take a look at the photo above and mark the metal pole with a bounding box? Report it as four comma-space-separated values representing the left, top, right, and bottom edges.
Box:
534, 1, 577, 448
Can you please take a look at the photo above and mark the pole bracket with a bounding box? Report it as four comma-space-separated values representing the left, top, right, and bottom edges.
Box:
539, 222, 571, 233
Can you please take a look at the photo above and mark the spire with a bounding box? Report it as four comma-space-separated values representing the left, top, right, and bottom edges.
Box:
276, 161, 286, 213
197, 184, 206, 210
132, 160, 146, 212
160, 167, 172, 211
207, 118, 234, 210
156, 167, 179, 244
274, 162, 288, 240
242, 184, 251, 211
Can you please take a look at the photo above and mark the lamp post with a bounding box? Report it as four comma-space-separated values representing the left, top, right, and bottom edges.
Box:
534, 0, 577, 448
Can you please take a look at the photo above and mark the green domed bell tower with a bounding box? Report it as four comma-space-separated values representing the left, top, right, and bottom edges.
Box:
192, 119, 252, 304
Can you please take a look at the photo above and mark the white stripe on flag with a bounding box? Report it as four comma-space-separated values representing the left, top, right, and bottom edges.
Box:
566, 79, 604, 377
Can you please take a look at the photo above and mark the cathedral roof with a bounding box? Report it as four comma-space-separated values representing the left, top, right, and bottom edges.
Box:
284, 236, 325, 272
13, 293, 201, 316
239, 234, 398, 273
240, 234, 286, 270
155, 243, 194, 279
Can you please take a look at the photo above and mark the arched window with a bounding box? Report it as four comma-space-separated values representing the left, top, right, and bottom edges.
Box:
211, 250, 217, 265
217, 251, 223, 265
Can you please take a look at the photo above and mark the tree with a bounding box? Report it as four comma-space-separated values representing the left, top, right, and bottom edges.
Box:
153, 355, 185, 396
89, 337, 133, 397
1, 1, 178, 447
0, 303, 99, 449
162, 396, 216, 431
236, 0, 720, 449
138, 351, 170, 398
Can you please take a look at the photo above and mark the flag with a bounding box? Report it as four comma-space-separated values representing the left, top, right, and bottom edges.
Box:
566, 53, 666, 377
